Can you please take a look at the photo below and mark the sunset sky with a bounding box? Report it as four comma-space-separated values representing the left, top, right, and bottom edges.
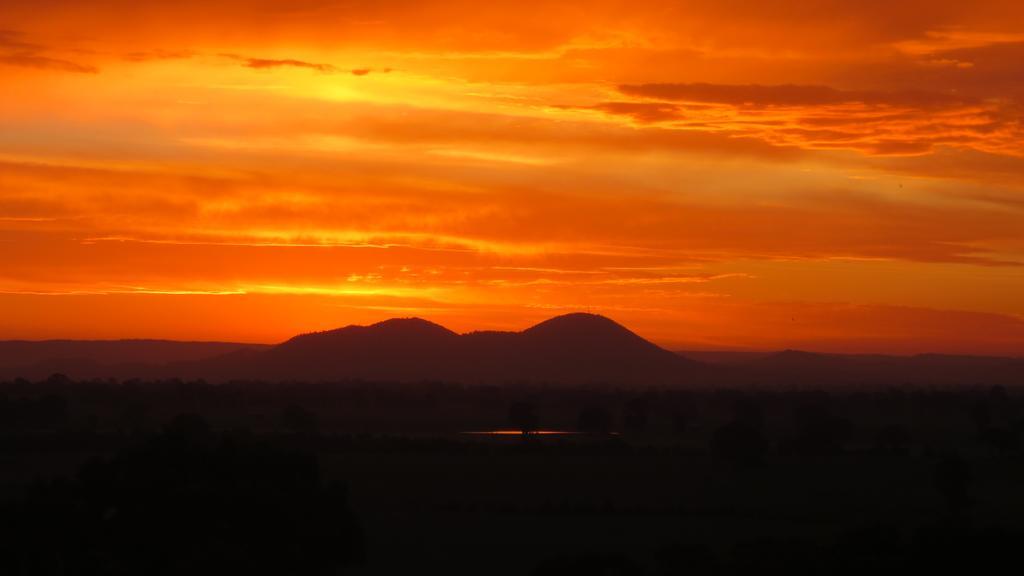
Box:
2, 1, 1024, 354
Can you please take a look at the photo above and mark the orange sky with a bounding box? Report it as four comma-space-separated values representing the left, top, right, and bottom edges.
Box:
1, 1, 1023, 354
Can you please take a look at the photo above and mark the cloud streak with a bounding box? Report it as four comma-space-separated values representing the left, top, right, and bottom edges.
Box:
218, 53, 392, 76
599, 82, 1023, 157
0, 30, 97, 73
618, 83, 971, 109
236, 56, 338, 73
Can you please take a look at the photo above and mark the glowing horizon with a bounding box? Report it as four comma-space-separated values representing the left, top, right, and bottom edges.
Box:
2, 1, 1024, 355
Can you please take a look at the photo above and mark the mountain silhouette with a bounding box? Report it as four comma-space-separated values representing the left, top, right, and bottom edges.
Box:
3, 314, 1022, 386
0, 340, 269, 380
253, 318, 462, 382
0, 339, 268, 368
507, 313, 690, 382
737, 349, 1024, 387
177, 313, 701, 384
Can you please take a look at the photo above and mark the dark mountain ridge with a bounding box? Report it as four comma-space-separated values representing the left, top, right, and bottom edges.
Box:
1, 314, 1021, 387
182, 313, 701, 384
734, 349, 1024, 387
0, 339, 268, 367
0, 339, 269, 380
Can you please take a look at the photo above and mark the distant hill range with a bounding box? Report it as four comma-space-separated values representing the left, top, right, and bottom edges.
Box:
1, 313, 1021, 387
177, 314, 702, 385
0, 340, 270, 381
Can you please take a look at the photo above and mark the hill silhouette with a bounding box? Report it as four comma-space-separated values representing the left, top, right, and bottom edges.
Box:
688, 348, 1024, 387
182, 313, 701, 384
2, 314, 1022, 386
0, 339, 269, 380
726, 349, 1024, 387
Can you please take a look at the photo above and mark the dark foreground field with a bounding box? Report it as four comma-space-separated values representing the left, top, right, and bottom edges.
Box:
3, 377, 1024, 575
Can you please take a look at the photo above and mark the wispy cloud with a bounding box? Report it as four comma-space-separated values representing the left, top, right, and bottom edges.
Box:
0, 30, 97, 73
592, 82, 1023, 158
121, 49, 195, 62
236, 56, 338, 73
218, 53, 391, 76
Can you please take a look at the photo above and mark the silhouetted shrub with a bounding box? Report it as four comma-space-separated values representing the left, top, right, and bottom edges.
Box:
578, 405, 613, 435
623, 397, 650, 434
711, 398, 767, 464
281, 404, 320, 436
874, 424, 911, 454
711, 419, 766, 465
508, 401, 540, 435
934, 454, 972, 514
789, 396, 852, 460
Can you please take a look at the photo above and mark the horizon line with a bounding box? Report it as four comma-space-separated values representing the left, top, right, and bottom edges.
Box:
0, 311, 1020, 360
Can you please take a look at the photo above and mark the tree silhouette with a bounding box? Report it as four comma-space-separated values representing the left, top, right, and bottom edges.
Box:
934, 454, 972, 515
281, 404, 320, 436
790, 395, 852, 460
874, 424, 911, 454
508, 401, 540, 435
711, 398, 766, 465
623, 397, 650, 434
578, 405, 613, 435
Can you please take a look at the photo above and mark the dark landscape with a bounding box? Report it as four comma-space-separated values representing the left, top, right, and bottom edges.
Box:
7, 1, 1024, 573
4, 314, 1022, 387
2, 314, 1024, 575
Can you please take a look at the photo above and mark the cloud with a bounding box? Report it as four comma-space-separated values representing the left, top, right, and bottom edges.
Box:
295, 103, 801, 161
599, 82, 1023, 158
2, 155, 1021, 268
893, 29, 1024, 56
244, 58, 333, 72
924, 41, 1024, 94
0, 29, 34, 50
218, 54, 390, 76
224, 54, 339, 73
619, 83, 969, 109
350, 67, 391, 76
587, 101, 683, 122
121, 49, 195, 62
0, 30, 97, 73
0, 53, 98, 73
